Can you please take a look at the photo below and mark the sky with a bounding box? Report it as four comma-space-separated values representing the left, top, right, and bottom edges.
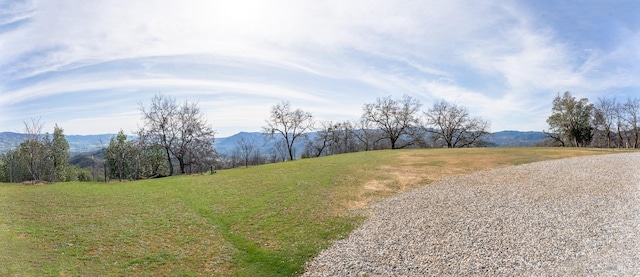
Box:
1, 0, 639, 137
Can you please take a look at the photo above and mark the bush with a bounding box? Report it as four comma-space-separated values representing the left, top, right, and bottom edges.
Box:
65, 165, 93, 182
77, 167, 93, 182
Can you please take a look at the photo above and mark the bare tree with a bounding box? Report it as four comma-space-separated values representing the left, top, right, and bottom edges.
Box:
304, 120, 358, 157
139, 94, 179, 176
23, 118, 46, 183
593, 97, 618, 148
304, 121, 333, 158
362, 95, 421, 149
263, 101, 314, 161
424, 100, 491, 148
273, 140, 288, 162
353, 118, 380, 151
139, 94, 215, 175
327, 120, 357, 155
172, 101, 216, 174
621, 98, 640, 148
236, 136, 256, 167
183, 137, 216, 173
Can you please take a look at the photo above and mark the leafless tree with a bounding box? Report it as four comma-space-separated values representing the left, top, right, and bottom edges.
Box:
172, 101, 216, 173
362, 95, 421, 149
424, 100, 491, 148
183, 137, 216, 173
273, 140, 288, 162
593, 97, 618, 148
305, 120, 359, 157
328, 120, 358, 154
236, 136, 256, 167
263, 101, 314, 161
139, 94, 179, 175
139, 93, 215, 175
621, 98, 640, 148
23, 118, 46, 182
353, 118, 380, 151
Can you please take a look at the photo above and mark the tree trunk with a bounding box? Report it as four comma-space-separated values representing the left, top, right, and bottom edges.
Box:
178, 157, 186, 174
165, 147, 173, 176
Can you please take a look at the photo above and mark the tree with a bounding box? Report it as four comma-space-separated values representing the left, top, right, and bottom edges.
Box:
135, 130, 169, 178
593, 97, 619, 148
263, 101, 314, 161
304, 120, 358, 158
23, 118, 46, 183
353, 118, 380, 151
182, 137, 216, 174
545, 91, 594, 147
139, 94, 179, 176
423, 99, 491, 148
172, 101, 216, 174
236, 136, 256, 167
0, 148, 30, 183
621, 98, 640, 148
51, 124, 70, 182
326, 120, 358, 155
139, 93, 216, 175
105, 130, 135, 181
361, 95, 421, 149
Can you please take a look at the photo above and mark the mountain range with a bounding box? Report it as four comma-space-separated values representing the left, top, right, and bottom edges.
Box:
0, 130, 546, 157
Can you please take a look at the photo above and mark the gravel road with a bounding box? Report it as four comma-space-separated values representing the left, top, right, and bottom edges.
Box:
303, 153, 640, 276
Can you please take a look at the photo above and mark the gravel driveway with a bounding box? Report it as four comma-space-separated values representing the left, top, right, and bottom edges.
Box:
303, 153, 640, 276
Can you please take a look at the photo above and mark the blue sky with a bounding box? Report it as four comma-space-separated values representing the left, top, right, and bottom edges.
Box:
1, 0, 639, 137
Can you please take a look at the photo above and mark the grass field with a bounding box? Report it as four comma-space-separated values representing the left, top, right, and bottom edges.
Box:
0, 148, 618, 276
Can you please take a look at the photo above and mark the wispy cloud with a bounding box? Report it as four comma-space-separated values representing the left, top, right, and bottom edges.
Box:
1, 0, 638, 135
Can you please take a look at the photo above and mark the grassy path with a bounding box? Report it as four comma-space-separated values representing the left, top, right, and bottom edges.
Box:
0, 148, 617, 276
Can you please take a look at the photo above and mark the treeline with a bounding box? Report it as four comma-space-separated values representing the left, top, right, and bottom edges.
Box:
4, 91, 634, 183
220, 95, 491, 168
0, 94, 216, 183
2, 93, 493, 182
0, 119, 92, 183
104, 94, 216, 180
544, 91, 640, 148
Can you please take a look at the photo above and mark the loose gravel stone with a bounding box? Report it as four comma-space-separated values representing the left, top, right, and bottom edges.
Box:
303, 153, 640, 276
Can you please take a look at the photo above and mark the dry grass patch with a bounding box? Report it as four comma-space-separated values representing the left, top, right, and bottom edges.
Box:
341, 148, 617, 212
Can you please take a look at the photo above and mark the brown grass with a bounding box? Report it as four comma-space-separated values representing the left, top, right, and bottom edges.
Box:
342, 148, 617, 211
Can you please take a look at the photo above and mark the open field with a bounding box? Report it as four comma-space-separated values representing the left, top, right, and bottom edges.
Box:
0, 148, 619, 276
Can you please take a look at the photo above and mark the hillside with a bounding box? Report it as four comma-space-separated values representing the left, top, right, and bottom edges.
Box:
0, 130, 547, 156
490, 130, 547, 146
0, 148, 612, 276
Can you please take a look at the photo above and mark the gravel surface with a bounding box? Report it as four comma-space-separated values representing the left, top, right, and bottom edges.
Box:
303, 153, 640, 276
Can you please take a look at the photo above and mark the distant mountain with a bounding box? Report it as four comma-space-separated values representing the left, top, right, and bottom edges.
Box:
214, 132, 307, 158
66, 134, 115, 153
69, 149, 106, 168
210, 130, 548, 157
0, 132, 115, 154
0, 130, 547, 156
0, 132, 25, 152
490, 131, 546, 147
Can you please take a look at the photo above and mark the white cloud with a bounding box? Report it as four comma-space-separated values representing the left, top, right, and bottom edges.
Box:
1, 0, 639, 134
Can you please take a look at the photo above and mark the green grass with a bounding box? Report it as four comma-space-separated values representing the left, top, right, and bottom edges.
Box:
0, 148, 618, 276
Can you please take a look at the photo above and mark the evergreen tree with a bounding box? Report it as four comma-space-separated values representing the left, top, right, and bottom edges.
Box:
105, 130, 135, 181
51, 124, 70, 182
